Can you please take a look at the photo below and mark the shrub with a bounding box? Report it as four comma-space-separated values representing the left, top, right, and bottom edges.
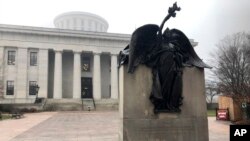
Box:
29, 108, 37, 113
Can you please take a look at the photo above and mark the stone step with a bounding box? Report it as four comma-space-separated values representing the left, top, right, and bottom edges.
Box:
81, 98, 95, 111
43, 98, 96, 111
43, 98, 118, 111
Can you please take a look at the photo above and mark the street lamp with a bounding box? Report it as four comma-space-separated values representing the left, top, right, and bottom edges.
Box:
34, 85, 41, 104
35, 85, 40, 96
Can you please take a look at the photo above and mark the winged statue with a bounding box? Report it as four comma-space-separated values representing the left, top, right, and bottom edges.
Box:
118, 2, 210, 113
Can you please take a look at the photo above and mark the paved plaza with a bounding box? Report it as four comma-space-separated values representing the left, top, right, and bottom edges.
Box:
0, 111, 230, 141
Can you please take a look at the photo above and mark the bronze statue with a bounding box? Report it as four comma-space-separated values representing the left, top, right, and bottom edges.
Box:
119, 2, 210, 113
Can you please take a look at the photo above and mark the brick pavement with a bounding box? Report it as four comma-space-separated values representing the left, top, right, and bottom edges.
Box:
10, 111, 119, 141
208, 117, 230, 141
0, 112, 57, 141
0, 111, 230, 141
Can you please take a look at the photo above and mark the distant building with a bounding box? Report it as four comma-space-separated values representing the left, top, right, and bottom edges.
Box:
218, 95, 250, 121
0, 11, 197, 107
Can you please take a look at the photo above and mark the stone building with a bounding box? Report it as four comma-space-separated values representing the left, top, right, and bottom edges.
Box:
0, 11, 197, 109
0, 12, 130, 106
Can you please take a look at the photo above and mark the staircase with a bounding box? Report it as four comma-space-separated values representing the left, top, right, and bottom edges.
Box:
81, 98, 96, 111
44, 98, 96, 111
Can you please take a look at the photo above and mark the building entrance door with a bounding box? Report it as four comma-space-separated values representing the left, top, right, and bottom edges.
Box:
81, 77, 93, 98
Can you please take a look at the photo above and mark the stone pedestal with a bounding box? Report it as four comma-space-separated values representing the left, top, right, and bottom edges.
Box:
119, 65, 209, 141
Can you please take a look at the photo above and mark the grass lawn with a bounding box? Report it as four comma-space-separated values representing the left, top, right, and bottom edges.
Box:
0, 114, 11, 120
207, 109, 216, 117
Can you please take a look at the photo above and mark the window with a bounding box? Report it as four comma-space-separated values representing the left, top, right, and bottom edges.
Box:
29, 81, 37, 95
8, 51, 16, 65
6, 81, 14, 95
73, 18, 76, 30
88, 20, 91, 31
95, 22, 98, 31
82, 57, 90, 72
66, 20, 70, 29
81, 20, 84, 30
30, 52, 38, 66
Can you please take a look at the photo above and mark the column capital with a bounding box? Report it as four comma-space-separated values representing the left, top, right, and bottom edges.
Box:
39, 48, 49, 51
93, 51, 101, 55
110, 53, 118, 56
18, 47, 28, 49
73, 50, 82, 54
54, 49, 63, 53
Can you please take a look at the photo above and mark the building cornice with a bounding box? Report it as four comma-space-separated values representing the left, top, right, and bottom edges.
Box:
0, 24, 198, 49
0, 24, 131, 41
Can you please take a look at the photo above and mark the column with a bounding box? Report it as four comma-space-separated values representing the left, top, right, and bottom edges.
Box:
38, 49, 48, 98
93, 52, 101, 99
16, 48, 28, 98
73, 51, 81, 99
111, 54, 118, 99
53, 50, 62, 99
0, 47, 4, 98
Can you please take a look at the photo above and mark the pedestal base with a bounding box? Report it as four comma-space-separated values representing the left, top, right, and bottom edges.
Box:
119, 65, 209, 141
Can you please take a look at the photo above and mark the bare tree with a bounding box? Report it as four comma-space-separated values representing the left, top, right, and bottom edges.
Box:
205, 80, 220, 103
211, 32, 250, 97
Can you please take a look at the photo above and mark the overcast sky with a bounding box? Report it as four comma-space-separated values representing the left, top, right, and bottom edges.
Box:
0, 0, 250, 66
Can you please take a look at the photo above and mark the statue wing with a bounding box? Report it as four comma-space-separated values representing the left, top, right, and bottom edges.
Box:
164, 28, 211, 68
127, 24, 160, 73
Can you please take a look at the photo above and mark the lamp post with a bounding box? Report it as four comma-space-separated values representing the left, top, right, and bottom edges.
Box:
36, 85, 40, 96
34, 84, 40, 104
